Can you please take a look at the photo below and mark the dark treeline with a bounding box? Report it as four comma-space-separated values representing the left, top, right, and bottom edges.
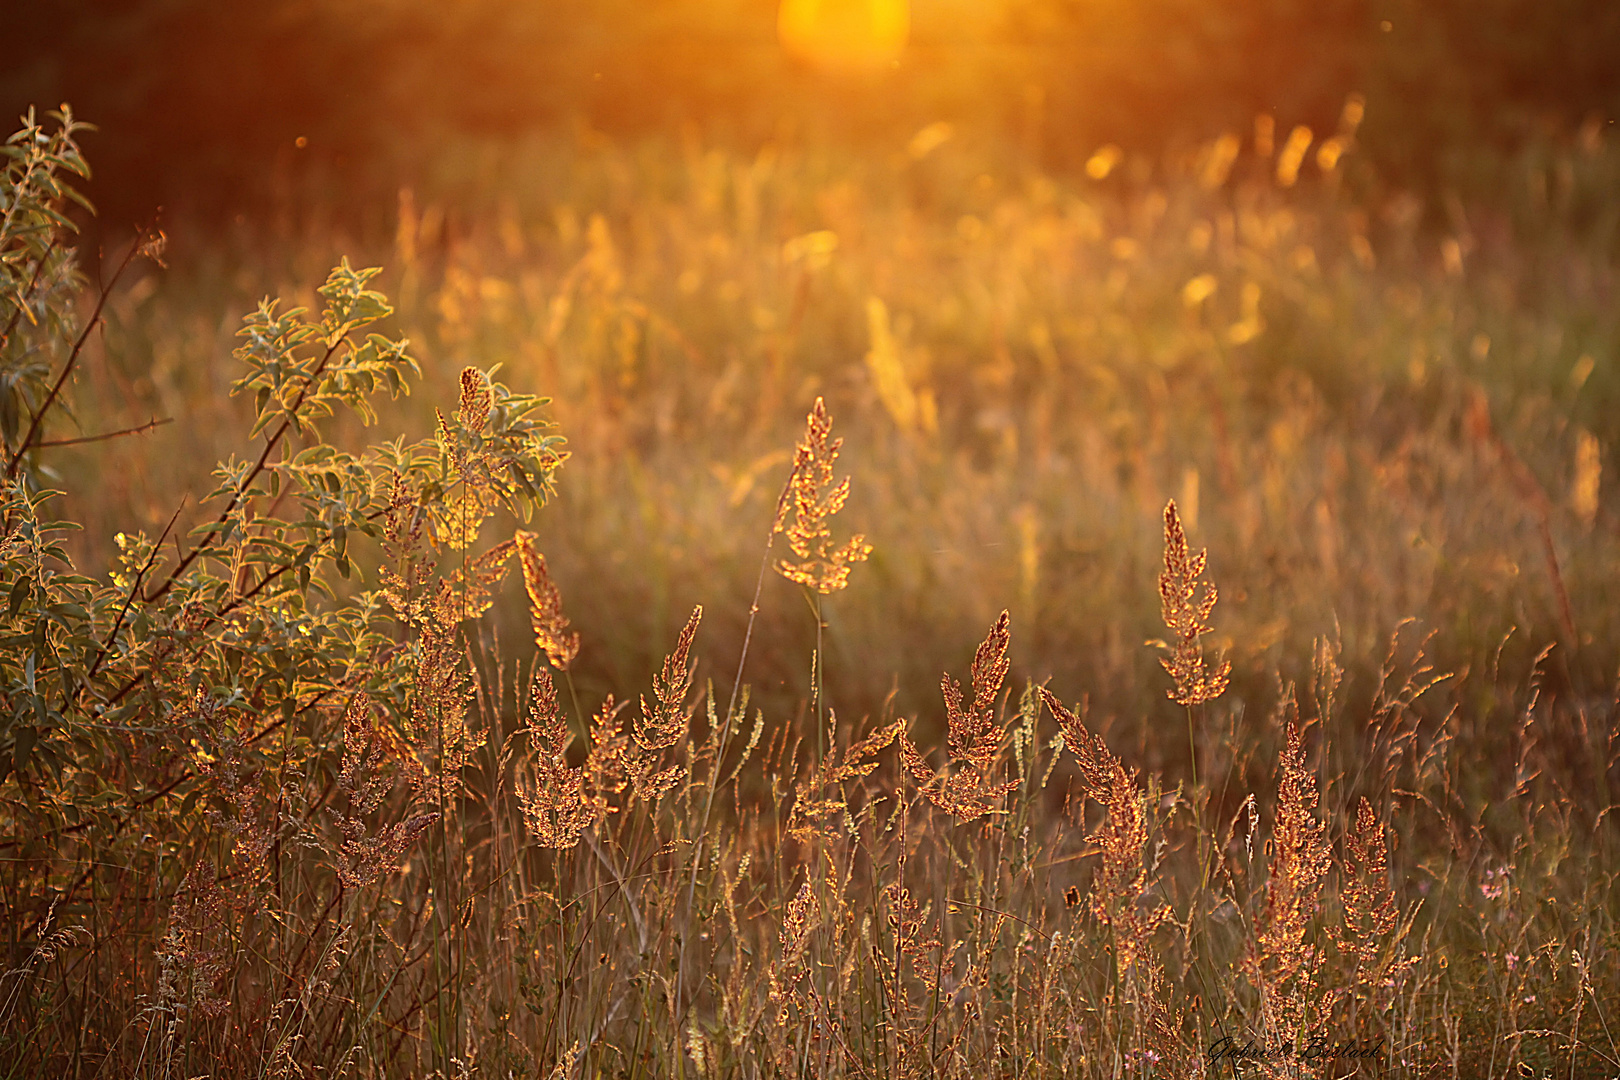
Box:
5, 0, 1618, 234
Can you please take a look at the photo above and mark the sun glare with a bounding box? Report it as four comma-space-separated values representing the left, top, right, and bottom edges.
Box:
779, 0, 910, 71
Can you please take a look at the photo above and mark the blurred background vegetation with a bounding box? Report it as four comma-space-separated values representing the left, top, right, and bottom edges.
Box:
6, 0, 1619, 232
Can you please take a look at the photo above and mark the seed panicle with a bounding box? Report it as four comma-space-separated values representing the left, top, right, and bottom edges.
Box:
775, 397, 872, 593
1158, 499, 1231, 706
516, 531, 580, 669
902, 610, 1018, 821
1244, 707, 1332, 1039
516, 669, 610, 847
623, 605, 702, 802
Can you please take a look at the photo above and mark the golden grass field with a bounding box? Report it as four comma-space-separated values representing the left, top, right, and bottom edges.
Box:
3, 105, 1619, 1078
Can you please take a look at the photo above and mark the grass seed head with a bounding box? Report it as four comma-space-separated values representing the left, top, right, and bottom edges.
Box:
902, 610, 1018, 821
431, 366, 501, 550
1158, 498, 1231, 706
775, 397, 872, 593
447, 535, 515, 621
768, 878, 821, 1024
1332, 796, 1415, 1011
517, 668, 609, 847
516, 531, 580, 669
457, 365, 494, 431
1245, 710, 1332, 1036
1039, 688, 1160, 966
625, 605, 702, 802
635, 604, 701, 753
789, 713, 902, 840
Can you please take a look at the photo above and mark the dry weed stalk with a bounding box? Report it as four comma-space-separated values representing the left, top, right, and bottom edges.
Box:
429, 527, 578, 670
545, 1040, 582, 1080
375, 467, 493, 811
877, 875, 946, 1074
1331, 798, 1417, 1020
433, 367, 499, 550
582, 693, 631, 804
413, 580, 483, 804
200, 737, 277, 880
1158, 499, 1230, 706
445, 534, 516, 621
775, 396, 872, 594
333, 692, 437, 887
157, 858, 233, 1020
766, 877, 822, 1072
380, 471, 434, 620
901, 611, 1018, 822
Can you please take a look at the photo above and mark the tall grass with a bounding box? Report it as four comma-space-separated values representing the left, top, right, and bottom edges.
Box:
2, 108, 1618, 1078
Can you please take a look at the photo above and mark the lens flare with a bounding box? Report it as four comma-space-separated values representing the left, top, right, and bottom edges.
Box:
779, 0, 909, 71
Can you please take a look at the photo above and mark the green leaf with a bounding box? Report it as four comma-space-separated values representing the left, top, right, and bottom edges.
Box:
8, 576, 31, 617
13, 725, 35, 771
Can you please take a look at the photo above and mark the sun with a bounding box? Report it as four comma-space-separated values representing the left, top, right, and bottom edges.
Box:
778, 0, 910, 71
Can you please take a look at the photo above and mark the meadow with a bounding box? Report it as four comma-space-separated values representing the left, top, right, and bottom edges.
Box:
2, 104, 1619, 1077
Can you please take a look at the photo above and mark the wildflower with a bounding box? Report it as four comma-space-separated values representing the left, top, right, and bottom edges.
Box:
1480, 865, 1510, 901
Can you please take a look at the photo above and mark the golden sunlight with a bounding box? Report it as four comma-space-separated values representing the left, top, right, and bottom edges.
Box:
778, 0, 910, 71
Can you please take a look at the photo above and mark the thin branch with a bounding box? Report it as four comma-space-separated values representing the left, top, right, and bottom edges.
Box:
6, 229, 150, 479
83, 500, 183, 683
13, 685, 340, 946
38, 416, 172, 449
99, 499, 396, 713
142, 337, 343, 604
